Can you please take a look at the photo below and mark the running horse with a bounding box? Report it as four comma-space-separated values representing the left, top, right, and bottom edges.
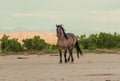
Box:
56, 24, 83, 63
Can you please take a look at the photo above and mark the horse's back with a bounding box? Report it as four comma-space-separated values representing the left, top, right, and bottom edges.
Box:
67, 33, 77, 40
66, 33, 77, 45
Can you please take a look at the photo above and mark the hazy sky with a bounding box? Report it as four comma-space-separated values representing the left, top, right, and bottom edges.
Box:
0, 0, 120, 35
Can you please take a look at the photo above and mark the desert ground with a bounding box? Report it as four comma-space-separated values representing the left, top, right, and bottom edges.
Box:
0, 53, 120, 81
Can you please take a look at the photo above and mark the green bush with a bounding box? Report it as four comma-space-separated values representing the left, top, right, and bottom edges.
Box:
1, 34, 22, 52
78, 32, 120, 50
22, 36, 50, 51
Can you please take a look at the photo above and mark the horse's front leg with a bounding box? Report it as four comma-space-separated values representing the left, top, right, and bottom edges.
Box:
64, 49, 67, 63
59, 49, 62, 63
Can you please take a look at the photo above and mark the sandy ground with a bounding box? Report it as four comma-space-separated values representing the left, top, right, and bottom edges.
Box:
0, 53, 120, 81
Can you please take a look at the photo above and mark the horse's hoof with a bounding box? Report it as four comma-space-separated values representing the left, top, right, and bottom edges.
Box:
59, 61, 62, 64
65, 60, 67, 63
71, 59, 74, 62
68, 58, 70, 62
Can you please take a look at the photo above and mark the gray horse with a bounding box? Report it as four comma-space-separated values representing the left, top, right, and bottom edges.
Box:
56, 24, 83, 63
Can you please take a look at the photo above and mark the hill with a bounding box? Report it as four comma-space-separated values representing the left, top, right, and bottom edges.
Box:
0, 32, 57, 44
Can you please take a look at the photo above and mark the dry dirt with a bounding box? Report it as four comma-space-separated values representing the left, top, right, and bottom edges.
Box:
0, 53, 120, 81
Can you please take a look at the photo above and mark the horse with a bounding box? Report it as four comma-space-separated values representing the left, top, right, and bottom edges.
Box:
56, 24, 83, 63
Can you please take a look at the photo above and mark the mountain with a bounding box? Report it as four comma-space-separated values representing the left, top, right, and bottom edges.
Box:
0, 32, 57, 44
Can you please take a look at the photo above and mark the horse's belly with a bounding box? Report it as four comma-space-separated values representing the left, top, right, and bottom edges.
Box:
58, 44, 65, 48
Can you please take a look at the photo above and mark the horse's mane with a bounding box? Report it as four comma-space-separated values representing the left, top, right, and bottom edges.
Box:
61, 26, 68, 39
57, 25, 68, 39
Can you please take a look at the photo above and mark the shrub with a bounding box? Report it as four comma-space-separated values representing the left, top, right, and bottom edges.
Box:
1, 34, 22, 52
78, 32, 120, 50
22, 36, 50, 51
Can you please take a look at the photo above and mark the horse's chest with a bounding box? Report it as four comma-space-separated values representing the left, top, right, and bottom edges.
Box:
57, 40, 66, 48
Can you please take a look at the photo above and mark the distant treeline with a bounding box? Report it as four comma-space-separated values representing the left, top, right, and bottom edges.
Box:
0, 32, 120, 54
78, 32, 120, 50
0, 34, 57, 54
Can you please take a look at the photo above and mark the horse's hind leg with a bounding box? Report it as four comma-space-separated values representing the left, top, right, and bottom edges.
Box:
71, 49, 74, 62
59, 49, 62, 63
77, 50, 79, 58
68, 53, 70, 62
64, 49, 67, 63
68, 48, 74, 62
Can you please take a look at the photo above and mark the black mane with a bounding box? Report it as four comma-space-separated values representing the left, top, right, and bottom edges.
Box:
57, 25, 68, 39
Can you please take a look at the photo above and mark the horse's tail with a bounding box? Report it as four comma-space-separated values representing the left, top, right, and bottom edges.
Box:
75, 41, 83, 58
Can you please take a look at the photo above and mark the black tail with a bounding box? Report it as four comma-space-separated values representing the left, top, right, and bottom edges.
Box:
75, 41, 83, 58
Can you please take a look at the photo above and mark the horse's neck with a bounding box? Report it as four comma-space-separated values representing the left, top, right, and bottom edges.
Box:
58, 36, 66, 41
58, 33, 67, 41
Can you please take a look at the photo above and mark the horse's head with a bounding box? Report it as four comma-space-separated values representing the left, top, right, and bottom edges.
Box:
56, 24, 68, 39
56, 24, 64, 38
